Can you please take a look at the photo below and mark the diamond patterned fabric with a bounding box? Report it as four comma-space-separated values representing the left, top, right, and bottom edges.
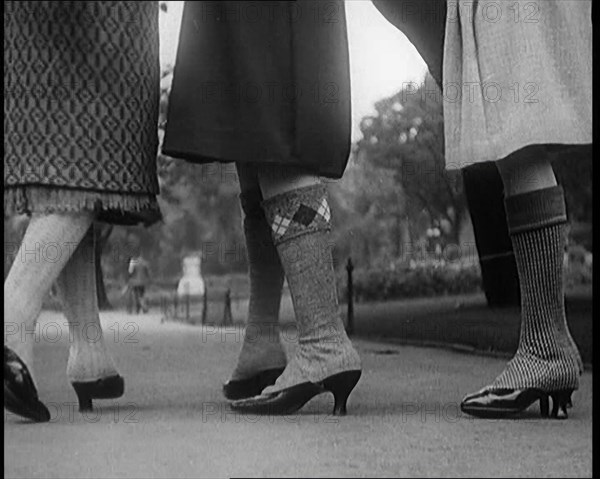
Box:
4, 1, 160, 225
263, 184, 332, 244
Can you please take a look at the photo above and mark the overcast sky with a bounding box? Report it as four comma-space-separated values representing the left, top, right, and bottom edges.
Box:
159, 1, 428, 142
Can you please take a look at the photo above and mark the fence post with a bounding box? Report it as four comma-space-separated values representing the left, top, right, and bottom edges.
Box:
161, 296, 168, 324
223, 288, 233, 325
185, 292, 190, 322
346, 257, 354, 336
201, 287, 208, 325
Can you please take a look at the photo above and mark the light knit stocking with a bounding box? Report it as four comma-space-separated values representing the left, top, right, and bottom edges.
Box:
4, 212, 94, 383
56, 224, 119, 383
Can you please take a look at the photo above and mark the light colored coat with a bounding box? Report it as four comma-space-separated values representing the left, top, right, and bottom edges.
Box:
443, 0, 592, 168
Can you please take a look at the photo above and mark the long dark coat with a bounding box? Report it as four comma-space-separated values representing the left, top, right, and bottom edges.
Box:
163, 1, 352, 179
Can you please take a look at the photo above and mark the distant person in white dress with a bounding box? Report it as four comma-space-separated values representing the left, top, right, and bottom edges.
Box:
176, 255, 205, 298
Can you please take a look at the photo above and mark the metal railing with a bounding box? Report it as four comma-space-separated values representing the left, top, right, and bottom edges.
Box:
160, 286, 234, 326
160, 257, 356, 335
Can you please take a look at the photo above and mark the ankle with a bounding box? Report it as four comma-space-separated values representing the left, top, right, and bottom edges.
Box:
492, 352, 580, 392
67, 340, 119, 382
231, 334, 287, 381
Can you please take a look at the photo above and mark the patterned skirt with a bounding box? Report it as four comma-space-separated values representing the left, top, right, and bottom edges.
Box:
4, 1, 161, 225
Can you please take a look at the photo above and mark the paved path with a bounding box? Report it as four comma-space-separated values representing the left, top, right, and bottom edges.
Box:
4, 311, 592, 478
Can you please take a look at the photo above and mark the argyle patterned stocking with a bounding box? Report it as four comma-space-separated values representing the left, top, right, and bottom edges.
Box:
258, 184, 361, 395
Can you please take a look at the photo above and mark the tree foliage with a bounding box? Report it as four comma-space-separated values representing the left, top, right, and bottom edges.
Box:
355, 74, 466, 245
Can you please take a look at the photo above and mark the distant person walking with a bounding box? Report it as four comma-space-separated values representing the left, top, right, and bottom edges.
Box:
128, 255, 151, 314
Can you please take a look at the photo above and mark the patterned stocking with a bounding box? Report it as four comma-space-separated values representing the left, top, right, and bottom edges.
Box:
56, 224, 119, 383
259, 184, 361, 395
487, 186, 580, 392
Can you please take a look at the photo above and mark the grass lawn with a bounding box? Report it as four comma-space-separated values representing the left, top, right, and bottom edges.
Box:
348, 286, 592, 366
147, 285, 592, 367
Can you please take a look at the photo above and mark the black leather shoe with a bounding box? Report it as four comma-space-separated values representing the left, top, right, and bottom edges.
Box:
4, 346, 51, 422
230, 370, 362, 416
460, 387, 573, 419
71, 375, 125, 412
223, 368, 284, 400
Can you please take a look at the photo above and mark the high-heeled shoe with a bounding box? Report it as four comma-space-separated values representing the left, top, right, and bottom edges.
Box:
230, 370, 362, 416
460, 387, 574, 419
71, 375, 125, 412
223, 367, 284, 400
4, 345, 51, 422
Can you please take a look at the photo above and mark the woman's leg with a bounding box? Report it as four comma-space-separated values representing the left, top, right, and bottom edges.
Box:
55, 223, 120, 385
4, 212, 94, 378
495, 146, 558, 196
4, 211, 93, 421
250, 165, 361, 395
224, 164, 287, 398
462, 145, 581, 417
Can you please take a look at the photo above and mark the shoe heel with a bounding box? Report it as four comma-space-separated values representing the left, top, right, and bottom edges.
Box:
549, 389, 573, 419
71, 375, 125, 412
321, 370, 362, 416
72, 383, 94, 412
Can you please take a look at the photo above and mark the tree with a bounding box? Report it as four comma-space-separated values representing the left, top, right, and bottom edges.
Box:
331, 146, 409, 269
356, 74, 467, 246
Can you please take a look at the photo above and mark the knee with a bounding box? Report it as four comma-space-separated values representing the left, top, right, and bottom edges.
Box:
496, 145, 557, 196
257, 165, 320, 200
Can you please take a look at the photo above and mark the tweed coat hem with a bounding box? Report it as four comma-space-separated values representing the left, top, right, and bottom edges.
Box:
442, 0, 592, 168
4, 186, 161, 226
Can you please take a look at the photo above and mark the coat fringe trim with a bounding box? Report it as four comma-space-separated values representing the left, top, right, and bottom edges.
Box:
4, 186, 161, 226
